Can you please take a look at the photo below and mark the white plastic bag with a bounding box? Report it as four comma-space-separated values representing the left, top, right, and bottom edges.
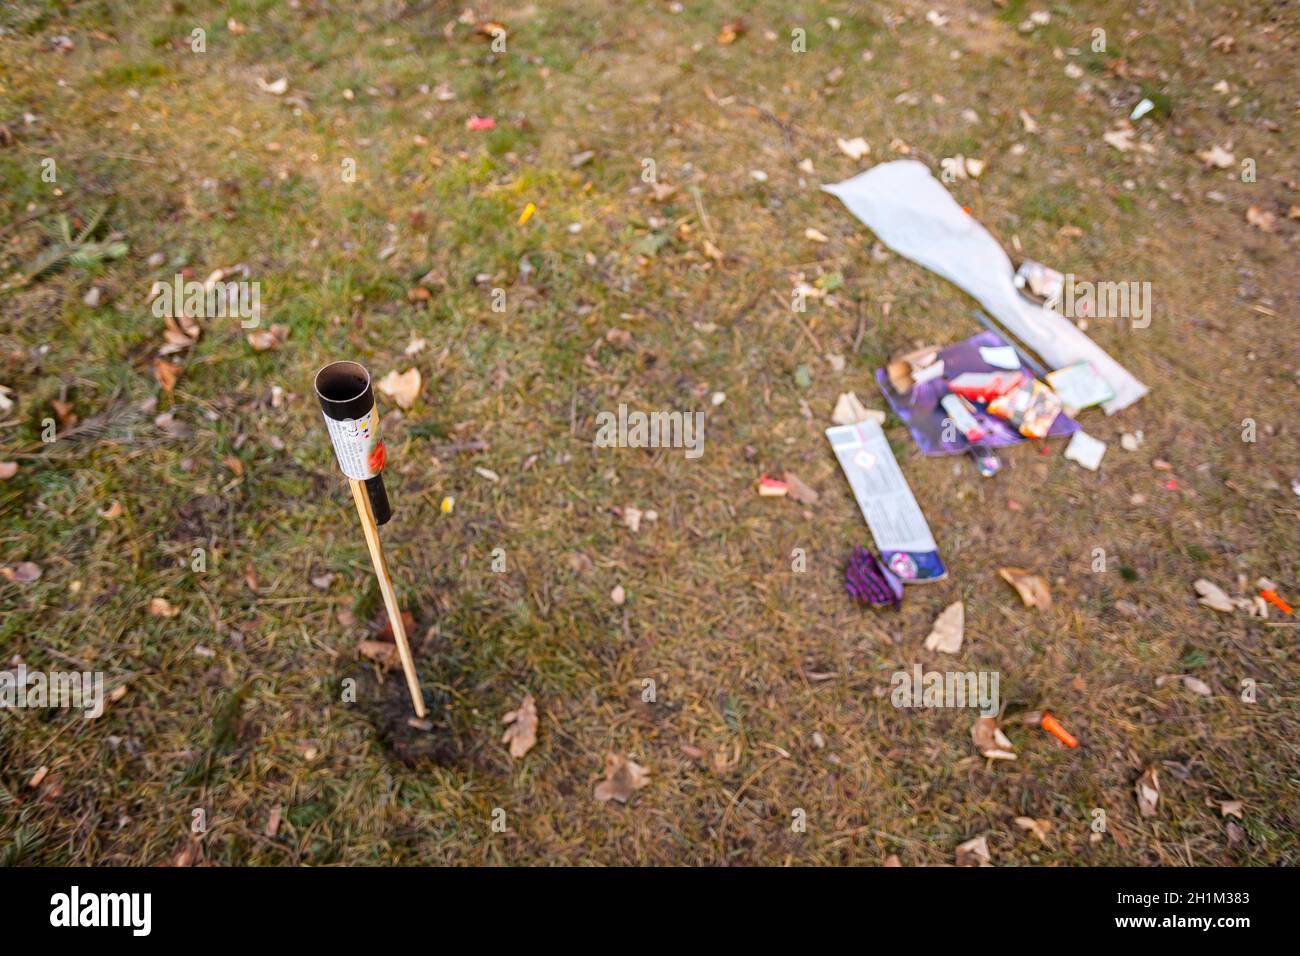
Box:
824, 160, 1147, 413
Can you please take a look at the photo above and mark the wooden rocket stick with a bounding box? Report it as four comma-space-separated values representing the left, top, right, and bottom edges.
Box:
349, 477, 426, 718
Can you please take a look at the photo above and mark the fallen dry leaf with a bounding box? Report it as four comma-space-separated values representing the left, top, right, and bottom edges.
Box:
1194, 578, 1235, 612
716, 17, 745, 45
375, 609, 415, 642
971, 716, 1016, 760
1245, 204, 1276, 232
97, 501, 124, 520
1103, 128, 1135, 152
566, 552, 594, 577
831, 391, 885, 427
594, 751, 650, 803
1014, 816, 1052, 842
147, 596, 178, 618
836, 136, 870, 160
954, 834, 992, 866
357, 639, 400, 670
924, 601, 965, 654
781, 471, 819, 506
152, 359, 180, 392
1, 562, 42, 584
1197, 144, 1235, 169
375, 368, 422, 410
1207, 797, 1244, 819
49, 400, 77, 426
246, 323, 289, 352
621, 505, 643, 533
1136, 766, 1161, 818
473, 20, 508, 41
999, 567, 1052, 609
501, 692, 538, 759
650, 182, 677, 203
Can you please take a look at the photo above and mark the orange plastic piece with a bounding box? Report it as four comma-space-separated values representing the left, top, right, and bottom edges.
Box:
1260, 589, 1292, 614
1040, 712, 1078, 749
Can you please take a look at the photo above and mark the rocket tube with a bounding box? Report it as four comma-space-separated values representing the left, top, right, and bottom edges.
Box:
313, 361, 392, 525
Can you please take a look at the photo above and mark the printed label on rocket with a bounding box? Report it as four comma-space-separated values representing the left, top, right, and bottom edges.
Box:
323, 406, 385, 480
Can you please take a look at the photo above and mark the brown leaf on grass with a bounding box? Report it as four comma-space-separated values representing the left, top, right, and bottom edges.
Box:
837, 136, 870, 161
649, 182, 677, 203
153, 359, 180, 392
97, 500, 124, 519
375, 609, 416, 642
375, 368, 422, 409
998, 567, 1052, 609
0, 462, 18, 479
501, 692, 538, 759
171, 841, 199, 867
924, 601, 965, 654
52, 398, 77, 427
594, 751, 650, 803
473, 20, 507, 41
246, 323, 289, 352
781, 470, 819, 505
566, 552, 594, 577
1136, 767, 1161, 818
1181, 675, 1212, 697
1014, 817, 1052, 842
1207, 798, 1244, 819
2, 562, 42, 583
160, 313, 200, 354
1193, 578, 1235, 612
716, 17, 745, 45
1245, 204, 1276, 232
358, 640, 400, 670
1103, 128, 1135, 152
1196, 144, 1234, 169
1227, 820, 1246, 846
954, 834, 992, 866
971, 715, 1016, 760
147, 596, 178, 618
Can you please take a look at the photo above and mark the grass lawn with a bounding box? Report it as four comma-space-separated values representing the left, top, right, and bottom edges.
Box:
0, 0, 1296, 865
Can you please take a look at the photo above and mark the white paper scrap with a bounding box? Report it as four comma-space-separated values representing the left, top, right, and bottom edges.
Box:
1064, 430, 1107, 471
